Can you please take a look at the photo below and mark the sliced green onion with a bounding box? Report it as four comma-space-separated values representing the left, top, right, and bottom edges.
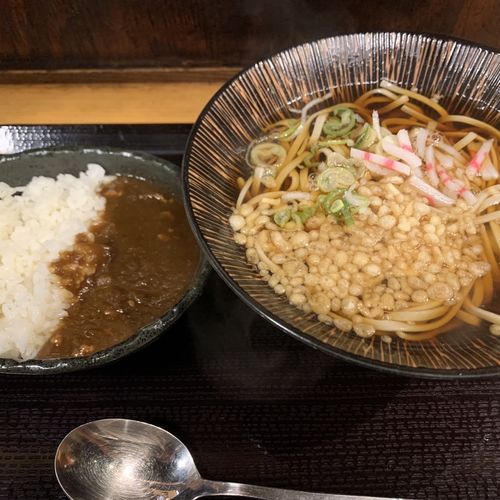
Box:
329, 199, 345, 214
344, 189, 370, 213
291, 213, 303, 227
341, 203, 355, 225
317, 167, 356, 192
322, 108, 355, 138
273, 208, 291, 227
318, 191, 358, 225
310, 139, 351, 156
296, 205, 317, 223
353, 123, 377, 149
319, 190, 345, 214
339, 163, 358, 178
267, 119, 301, 140
316, 138, 350, 147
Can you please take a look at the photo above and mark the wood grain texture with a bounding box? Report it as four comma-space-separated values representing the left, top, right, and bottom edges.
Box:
0, 82, 223, 123
0, 0, 497, 71
0, 66, 240, 84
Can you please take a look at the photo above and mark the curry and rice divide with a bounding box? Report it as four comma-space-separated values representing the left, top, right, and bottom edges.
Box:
229, 81, 500, 343
0, 164, 199, 361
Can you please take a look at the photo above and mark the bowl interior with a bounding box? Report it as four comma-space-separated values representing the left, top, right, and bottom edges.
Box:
0, 147, 209, 374
184, 33, 500, 377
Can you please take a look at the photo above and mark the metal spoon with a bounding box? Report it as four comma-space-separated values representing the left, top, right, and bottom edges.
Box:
55, 419, 402, 500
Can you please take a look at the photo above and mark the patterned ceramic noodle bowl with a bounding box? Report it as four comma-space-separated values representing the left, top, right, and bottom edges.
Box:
183, 33, 500, 377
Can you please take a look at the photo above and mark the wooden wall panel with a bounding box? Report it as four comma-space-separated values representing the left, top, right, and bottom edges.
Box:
0, 0, 497, 71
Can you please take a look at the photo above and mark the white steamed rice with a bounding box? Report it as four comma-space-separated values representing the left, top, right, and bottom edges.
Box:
0, 163, 111, 360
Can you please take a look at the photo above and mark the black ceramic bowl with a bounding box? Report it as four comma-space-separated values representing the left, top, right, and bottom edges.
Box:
183, 32, 500, 378
0, 147, 210, 374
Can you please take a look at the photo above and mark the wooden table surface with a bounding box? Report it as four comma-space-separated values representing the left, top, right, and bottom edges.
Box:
0, 82, 223, 124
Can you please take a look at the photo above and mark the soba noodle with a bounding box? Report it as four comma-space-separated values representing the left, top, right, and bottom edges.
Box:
229, 81, 500, 342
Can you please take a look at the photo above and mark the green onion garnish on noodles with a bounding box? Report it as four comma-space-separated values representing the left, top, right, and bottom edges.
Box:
317, 166, 356, 191
273, 208, 291, 227
322, 108, 355, 138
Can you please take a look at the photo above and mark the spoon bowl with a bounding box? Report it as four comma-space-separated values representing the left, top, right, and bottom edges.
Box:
55, 419, 201, 500
55, 419, 404, 500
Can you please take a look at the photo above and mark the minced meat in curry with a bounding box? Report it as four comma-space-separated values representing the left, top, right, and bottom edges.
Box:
38, 176, 200, 358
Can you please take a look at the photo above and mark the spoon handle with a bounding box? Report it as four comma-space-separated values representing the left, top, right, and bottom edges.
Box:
198, 479, 404, 500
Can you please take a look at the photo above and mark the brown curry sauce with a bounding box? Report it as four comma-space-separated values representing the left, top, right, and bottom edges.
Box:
38, 176, 200, 358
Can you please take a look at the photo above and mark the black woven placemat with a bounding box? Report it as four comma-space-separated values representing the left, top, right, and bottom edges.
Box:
0, 126, 499, 500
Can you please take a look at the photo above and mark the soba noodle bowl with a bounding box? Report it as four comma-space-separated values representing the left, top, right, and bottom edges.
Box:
229, 81, 500, 342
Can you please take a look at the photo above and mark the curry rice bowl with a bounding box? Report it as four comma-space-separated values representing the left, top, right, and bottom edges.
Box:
0, 164, 111, 360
